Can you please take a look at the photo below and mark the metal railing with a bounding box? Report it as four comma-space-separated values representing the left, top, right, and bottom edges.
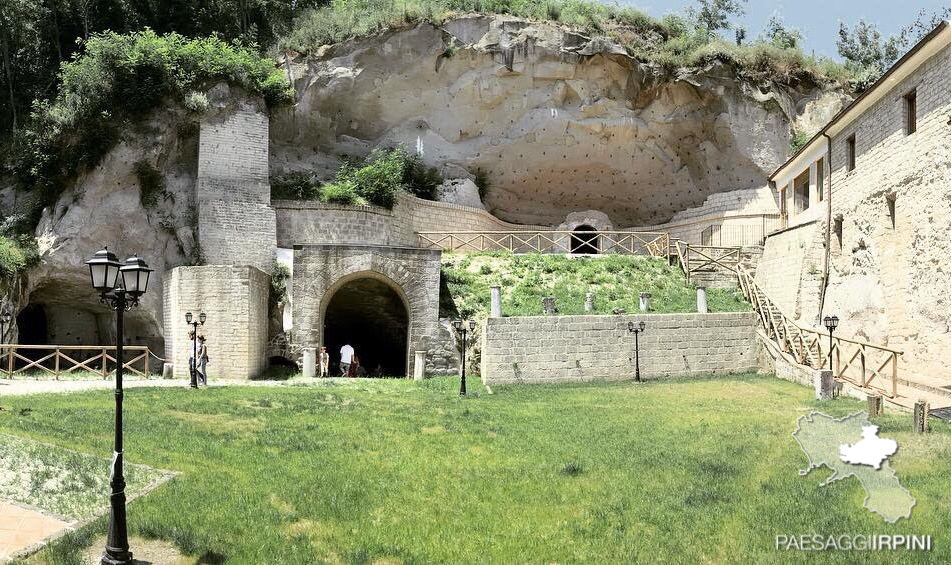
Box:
416, 231, 671, 257
735, 265, 900, 398
0, 345, 151, 379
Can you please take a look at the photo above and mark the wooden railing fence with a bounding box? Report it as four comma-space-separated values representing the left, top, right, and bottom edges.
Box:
416, 231, 671, 258
0, 345, 151, 379
674, 241, 741, 284
735, 265, 899, 398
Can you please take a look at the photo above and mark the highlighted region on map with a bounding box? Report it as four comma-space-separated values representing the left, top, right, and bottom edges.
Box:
793, 411, 915, 523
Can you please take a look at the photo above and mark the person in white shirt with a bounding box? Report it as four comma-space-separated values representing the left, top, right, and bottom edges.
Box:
339, 343, 355, 376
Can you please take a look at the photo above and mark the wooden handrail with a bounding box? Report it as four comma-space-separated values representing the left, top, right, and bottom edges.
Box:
0, 344, 151, 379
417, 230, 671, 257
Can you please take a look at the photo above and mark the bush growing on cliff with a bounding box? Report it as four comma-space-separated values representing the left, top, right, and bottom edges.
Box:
0, 235, 38, 278
10, 30, 293, 215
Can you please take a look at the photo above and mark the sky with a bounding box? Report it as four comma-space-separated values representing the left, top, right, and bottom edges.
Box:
626, 1, 949, 59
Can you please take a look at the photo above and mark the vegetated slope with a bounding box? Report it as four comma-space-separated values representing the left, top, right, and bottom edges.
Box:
440, 252, 749, 318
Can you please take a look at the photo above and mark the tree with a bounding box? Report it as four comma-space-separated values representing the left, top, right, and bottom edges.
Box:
0, 0, 50, 131
690, 0, 746, 37
734, 24, 745, 46
837, 20, 902, 90
896, 8, 951, 50
764, 15, 801, 50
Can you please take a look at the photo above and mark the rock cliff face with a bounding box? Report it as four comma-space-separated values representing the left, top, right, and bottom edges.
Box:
2, 107, 200, 353
272, 15, 831, 227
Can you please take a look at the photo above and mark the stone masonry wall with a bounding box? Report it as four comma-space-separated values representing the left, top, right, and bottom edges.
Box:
481, 312, 757, 384
291, 245, 442, 376
196, 101, 276, 271
822, 42, 951, 381
163, 266, 270, 379
754, 220, 824, 319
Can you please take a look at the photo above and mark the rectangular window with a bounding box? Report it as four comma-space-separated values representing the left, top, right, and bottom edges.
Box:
834, 215, 843, 250
780, 187, 787, 226
816, 157, 825, 202
904, 90, 917, 135
794, 170, 809, 214
846, 135, 856, 172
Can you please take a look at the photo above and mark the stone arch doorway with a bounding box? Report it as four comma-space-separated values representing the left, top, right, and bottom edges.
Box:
320, 273, 410, 377
570, 224, 599, 254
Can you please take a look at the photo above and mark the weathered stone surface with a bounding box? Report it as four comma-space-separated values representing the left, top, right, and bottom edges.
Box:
272, 15, 824, 228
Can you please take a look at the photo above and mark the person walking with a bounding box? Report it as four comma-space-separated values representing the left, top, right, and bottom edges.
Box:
196, 334, 209, 385
339, 343, 354, 376
187, 330, 196, 383
319, 346, 330, 378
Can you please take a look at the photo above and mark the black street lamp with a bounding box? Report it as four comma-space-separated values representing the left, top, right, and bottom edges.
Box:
628, 321, 646, 382
453, 319, 477, 396
86, 247, 152, 565
185, 311, 207, 388
823, 315, 839, 370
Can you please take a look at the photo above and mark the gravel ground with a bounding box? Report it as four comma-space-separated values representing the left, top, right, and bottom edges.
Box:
0, 376, 326, 397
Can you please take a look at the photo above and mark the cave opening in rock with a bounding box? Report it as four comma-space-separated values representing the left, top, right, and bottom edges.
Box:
16, 304, 48, 345
570, 225, 599, 254
323, 277, 408, 377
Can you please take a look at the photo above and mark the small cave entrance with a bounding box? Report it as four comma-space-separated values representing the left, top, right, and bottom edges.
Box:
323, 277, 409, 377
16, 304, 48, 345
570, 225, 599, 254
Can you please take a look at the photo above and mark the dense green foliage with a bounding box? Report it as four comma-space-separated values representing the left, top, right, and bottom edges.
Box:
271, 147, 443, 208
282, 0, 852, 86
440, 252, 748, 319
789, 130, 810, 154
0, 234, 38, 277
3, 376, 949, 563
9, 30, 292, 216
270, 261, 291, 306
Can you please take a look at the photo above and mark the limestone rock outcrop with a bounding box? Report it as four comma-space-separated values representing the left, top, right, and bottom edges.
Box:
272, 15, 831, 227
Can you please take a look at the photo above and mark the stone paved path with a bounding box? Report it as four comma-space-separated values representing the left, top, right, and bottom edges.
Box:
0, 501, 70, 561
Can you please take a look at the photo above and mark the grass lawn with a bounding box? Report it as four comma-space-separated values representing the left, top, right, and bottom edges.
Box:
441, 252, 748, 318
1, 375, 949, 563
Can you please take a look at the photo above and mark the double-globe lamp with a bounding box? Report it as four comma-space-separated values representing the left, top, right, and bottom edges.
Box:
823, 315, 839, 369
185, 311, 207, 388
453, 319, 477, 396
86, 247, 152, 565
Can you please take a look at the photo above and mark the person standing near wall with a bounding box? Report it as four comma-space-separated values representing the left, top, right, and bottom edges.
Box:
196, 334, 209, 385
340, 343, 354, 376
187, 330, 196, 382
319, 346, 330, 377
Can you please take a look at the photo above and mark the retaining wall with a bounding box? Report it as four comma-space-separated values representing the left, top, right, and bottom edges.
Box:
481, 312, 758, 384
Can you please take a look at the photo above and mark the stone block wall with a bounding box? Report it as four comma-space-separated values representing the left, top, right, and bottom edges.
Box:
273, 201, 400, 247
821, 42, 951, 380
754, 220, 825, 320
481, 312, 758, 384
196, 102, 276, 271
163, 265, 270, 379
291, 244, 442, 376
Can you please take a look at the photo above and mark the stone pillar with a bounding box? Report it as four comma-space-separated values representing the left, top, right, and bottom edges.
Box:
162, 363, 174, 380
584, 292, 595, 313
639, 293, 651, 312
542, 297, 557, 315
814, 369, 833, 400
696, 287, 708, 314
302, 348, 316, 378
867, 394, 883, 418
914, 400, 929, 433
490, 286, 502, 318
414, 351, 427, 380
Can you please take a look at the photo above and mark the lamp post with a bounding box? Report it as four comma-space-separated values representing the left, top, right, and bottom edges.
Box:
628, 320, 646, 382
185, 311, 206, 388
453, 319, 477, 396
823, 315, 839, 370
86, 247, 152, 565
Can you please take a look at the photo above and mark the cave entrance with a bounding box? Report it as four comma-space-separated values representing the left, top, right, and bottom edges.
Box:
323, 276, 409, 377
570, 225, 599, 254
16, 304, 48, 345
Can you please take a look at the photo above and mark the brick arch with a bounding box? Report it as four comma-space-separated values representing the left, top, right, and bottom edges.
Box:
291, 245, 442, 377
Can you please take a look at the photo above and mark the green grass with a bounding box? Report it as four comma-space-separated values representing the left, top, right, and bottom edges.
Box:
441, 252, 749, 318
2, 375, 950, 563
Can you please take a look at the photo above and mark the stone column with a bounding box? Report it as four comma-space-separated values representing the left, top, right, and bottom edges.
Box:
584, 292, 595, 313
162, 363, 174, 380
542, 297, 557, 314
814, 369, 833, 400
490, 286, 502, 318
696, 287, 708, 314
639, 293, 651, 312
914, 400, 929, 433
414, 351, 427, 381
302, 348, 316, 378
867, 394, 883, 417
